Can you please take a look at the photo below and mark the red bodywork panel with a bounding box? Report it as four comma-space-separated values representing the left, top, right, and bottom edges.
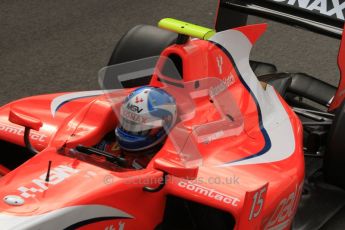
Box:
0, 24, 304, 230
9, 108, 43, 131
330, 24, 345, 110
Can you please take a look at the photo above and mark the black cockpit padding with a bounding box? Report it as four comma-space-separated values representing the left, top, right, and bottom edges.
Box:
287, 73, 336, 107
250, 60, 278, 76
258, 73, 292, 96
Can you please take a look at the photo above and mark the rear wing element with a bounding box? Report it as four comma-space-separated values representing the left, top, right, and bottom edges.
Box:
216, 0, 345, 110
216, 0, 345, 39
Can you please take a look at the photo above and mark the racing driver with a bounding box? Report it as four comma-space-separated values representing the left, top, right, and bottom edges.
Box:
96, 86, 177, 170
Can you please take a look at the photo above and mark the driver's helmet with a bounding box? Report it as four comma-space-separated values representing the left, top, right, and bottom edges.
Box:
115, 86, 177, 152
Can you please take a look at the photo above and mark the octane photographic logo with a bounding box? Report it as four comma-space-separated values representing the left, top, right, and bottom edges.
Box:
273, 0, 345, 20
0, 122, 47, 142
118, 174, 240, 186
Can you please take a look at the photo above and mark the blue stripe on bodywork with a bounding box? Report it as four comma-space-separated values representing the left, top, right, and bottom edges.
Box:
211, 42, 272, 164
51, 90, 105, 117
54, 95, 96, 114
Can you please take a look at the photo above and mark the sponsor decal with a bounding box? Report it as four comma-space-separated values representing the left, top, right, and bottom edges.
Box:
178, 181, 240, 207
135, 96, 144, 104
17, 165, 79, 198
203, 130, 225, 144
122, 109, 147, 123
273, 0, 345, 20
126, 103, 143, 113
265, 182, 304, 230
216, 55, 224, 74
0, 123, 47, 142
209, 74, 235, 97
105, 221, 126, 230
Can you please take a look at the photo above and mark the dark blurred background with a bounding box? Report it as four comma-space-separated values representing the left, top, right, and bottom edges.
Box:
0, 0, 340, 105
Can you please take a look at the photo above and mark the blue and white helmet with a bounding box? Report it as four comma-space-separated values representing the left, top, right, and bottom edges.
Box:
115, 86, 177, 152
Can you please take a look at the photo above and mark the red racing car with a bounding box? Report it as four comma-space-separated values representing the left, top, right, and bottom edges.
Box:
0, 1, 344, 229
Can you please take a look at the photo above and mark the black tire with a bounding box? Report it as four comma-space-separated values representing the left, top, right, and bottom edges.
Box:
108, 24, 177, 65
324, 99, 345, 190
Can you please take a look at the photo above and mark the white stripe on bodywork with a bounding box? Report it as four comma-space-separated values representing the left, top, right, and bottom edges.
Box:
0, 205, 133, 230
50, 90, 105, 117
209, 30, 296, 167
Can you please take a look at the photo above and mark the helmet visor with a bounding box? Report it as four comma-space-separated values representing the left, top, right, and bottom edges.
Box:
120, 117, 162, 136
